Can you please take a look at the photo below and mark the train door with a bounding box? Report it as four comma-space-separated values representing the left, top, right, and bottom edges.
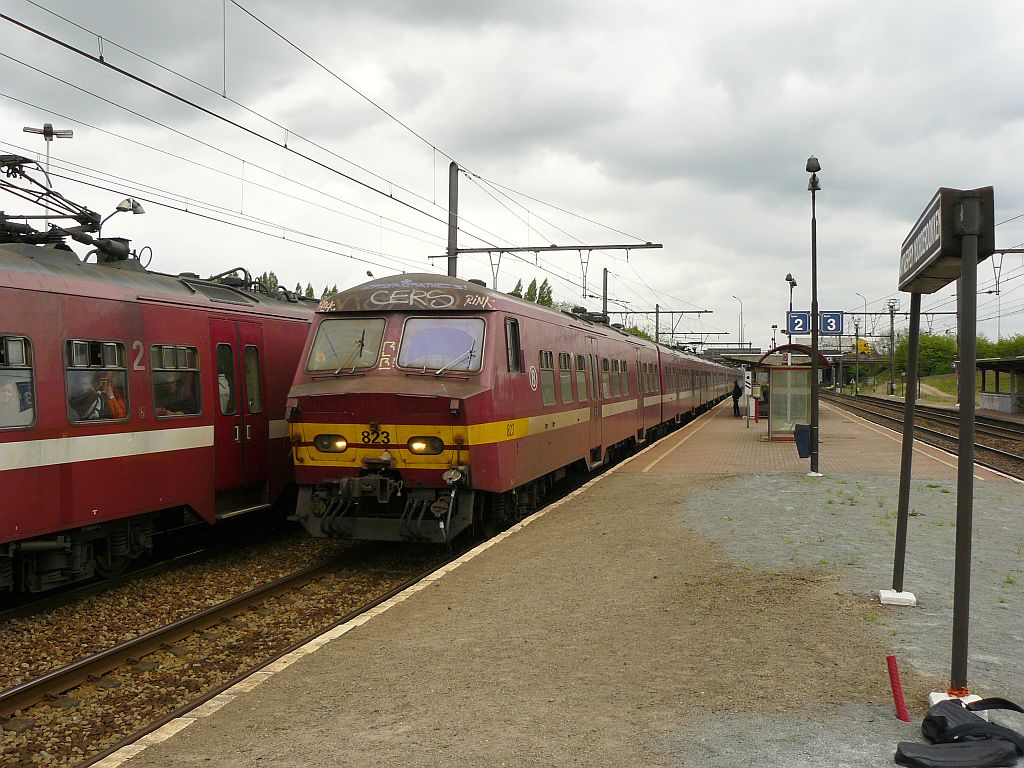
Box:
635, 347, 645, 441
209, 319, 268, 495
587, 338, 602, 464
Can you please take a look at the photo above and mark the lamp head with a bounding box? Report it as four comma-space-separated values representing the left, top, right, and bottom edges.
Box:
805, 156, 820, 173
807, 173, 821, 192
785, 273, 797, 288
115, 198, 145, 215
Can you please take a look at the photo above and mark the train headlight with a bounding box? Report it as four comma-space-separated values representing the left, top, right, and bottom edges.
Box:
313, 434, 348, 453
407, 436, 444, 455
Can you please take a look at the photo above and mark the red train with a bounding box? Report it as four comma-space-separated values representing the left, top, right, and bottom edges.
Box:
287, 274, 732, 543
0, 159, 314, 592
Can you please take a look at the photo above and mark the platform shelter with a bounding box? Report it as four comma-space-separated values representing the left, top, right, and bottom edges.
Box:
977, 356, 1024, 413
752, 343, 831, 441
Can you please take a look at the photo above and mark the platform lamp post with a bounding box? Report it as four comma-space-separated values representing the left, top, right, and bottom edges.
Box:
732, 295, 743, 348
771, 324, 778, 348
785, 273, 797, 335
806, 156, 822, 477
856, 292, 868, 344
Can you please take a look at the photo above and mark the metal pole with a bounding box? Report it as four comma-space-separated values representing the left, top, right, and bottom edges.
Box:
810, 185, 820, 475
854, 321, 860, 395
889, 303, 896, 395
602, 268, 608, 320
951, 195, 980, 694
446, 161, 459, 277
655, 304, 660, 345
893, 292, 921, 594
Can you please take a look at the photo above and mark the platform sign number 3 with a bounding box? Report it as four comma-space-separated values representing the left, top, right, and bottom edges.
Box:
820, 311, 843, 336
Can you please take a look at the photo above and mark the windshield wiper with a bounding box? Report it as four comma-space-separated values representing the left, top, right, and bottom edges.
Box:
435, 342, 476, 375
334, 329, 367, 375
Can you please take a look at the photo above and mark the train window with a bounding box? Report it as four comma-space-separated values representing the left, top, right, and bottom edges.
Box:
307, 318, 385, 372
558, 352, 573, 404
620, 360, 628, 396
65, 339, 128, 423
539, 350, 556, 406
574, 355, 587, 403
0, 335, 35, 429
216, 344, 237, 415
399, 317, 485, 373
600, 358, 611, 399
505, 319, 522, 373
243, 346, 263, 414
610, 359, 620, 397
151, 344, 201, 418
653, 365, 661, 393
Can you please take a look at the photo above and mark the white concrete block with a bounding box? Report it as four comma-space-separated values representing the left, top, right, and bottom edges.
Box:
879, 589, 918, 606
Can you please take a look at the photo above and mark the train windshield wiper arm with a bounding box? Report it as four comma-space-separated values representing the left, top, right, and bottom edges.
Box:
435, 343, 475, 375
333, 330, 366, 375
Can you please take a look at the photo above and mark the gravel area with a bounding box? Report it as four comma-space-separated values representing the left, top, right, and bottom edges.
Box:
0, 536, 450, 766
0, 531, 350, 692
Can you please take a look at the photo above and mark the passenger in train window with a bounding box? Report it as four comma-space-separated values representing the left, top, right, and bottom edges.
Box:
0, 376, 33, 427
69, 371, 126, 420
154, 371, 199, 417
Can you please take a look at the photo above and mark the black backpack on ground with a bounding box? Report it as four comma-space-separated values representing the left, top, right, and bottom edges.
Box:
895, 697, 1024, 767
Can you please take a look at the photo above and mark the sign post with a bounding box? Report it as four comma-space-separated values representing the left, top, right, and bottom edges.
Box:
889, 187, 995, 700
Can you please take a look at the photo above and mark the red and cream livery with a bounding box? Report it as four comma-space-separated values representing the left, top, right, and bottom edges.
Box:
287, 274, 731, 543
0, 240, 314, 592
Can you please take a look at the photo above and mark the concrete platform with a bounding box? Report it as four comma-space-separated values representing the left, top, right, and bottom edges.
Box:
109, 401, 1022, 768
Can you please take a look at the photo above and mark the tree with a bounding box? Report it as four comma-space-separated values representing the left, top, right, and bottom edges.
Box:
294, 282, 302, 295
537, 279, 553, 306
894, 332, 958, 377
624, 325, 653, 341
305, 282, 314, 298
523, 278, 538, 303
259, 271, 279, 292
510, 279, 523, 297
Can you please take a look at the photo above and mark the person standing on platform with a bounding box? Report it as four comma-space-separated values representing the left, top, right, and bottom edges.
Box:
732, 379, 742, 417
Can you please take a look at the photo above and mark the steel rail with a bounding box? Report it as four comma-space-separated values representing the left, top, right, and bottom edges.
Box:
76, 554, 460, 768
823, 393, 1024, 480
0, 558, 344, 718
838, 392, 1024, 442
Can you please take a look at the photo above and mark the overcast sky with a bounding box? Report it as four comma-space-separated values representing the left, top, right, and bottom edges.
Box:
3, 1, 1024, 351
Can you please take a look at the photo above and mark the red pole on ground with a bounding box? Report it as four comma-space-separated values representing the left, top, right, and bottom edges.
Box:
753, 398, 759, 423
887, 655, 910, 722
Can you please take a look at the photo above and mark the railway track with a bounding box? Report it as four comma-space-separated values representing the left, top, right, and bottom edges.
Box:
824, 392, 1024, 480
0, 543, 455, 767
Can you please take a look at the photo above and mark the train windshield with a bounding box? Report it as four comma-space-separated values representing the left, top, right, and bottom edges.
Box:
307, 318, 386, 373
398, 317, 485, 374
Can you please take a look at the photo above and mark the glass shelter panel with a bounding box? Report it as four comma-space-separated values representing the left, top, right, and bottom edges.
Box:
769, 368, 811, 440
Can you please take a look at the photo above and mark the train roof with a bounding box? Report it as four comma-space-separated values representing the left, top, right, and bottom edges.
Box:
0, 241, 316, 320
318, 273, 733, 370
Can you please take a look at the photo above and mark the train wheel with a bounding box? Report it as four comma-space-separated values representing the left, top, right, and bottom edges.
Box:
94, 550, 130, 579
475, 494, 498, 539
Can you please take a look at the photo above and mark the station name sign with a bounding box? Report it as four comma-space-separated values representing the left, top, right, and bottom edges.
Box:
899, 186, 994, 294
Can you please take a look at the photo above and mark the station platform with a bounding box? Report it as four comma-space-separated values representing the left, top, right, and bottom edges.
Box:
108, 400, 1022, 768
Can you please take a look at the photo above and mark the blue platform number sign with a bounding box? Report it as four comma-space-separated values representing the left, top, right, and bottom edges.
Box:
820, 311, 843, 336
787, 311, 810, 334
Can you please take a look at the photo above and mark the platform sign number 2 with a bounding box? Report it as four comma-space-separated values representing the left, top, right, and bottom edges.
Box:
787, 311, 810, 334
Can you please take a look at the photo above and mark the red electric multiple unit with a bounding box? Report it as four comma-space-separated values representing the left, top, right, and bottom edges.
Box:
0, 158, 315, 592
287, 274, 733, 543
